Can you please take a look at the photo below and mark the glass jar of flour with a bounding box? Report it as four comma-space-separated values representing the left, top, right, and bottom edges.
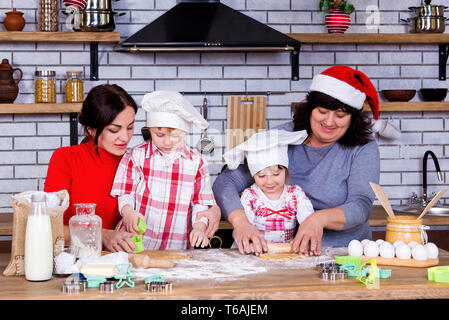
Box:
69, 203, 102, 259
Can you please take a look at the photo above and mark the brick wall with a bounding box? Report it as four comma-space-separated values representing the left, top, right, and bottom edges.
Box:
0, 0, 447, 213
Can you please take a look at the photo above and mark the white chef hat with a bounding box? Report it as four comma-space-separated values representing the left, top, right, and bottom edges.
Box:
141, 91, 209, 132
223, 129, 308, 176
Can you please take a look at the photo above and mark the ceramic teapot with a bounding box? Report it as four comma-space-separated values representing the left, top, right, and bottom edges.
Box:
0, 59, 23, 103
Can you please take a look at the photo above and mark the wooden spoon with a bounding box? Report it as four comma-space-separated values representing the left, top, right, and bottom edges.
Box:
369, 182, 396, 219
416, 188, 448, 220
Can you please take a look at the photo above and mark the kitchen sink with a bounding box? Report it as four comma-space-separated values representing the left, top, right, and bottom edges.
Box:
392, 206, 449, 216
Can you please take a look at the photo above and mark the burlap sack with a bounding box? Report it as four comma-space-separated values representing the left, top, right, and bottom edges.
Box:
3, 190, 69, 276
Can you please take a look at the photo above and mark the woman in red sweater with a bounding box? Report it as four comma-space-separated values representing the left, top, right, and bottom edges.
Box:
44, 84, 141, 252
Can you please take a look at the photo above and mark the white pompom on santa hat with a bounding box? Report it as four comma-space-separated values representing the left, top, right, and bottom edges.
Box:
309, 65, 381, 132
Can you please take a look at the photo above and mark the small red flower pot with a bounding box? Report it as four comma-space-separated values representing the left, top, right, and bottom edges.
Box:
325, 9, 351, 33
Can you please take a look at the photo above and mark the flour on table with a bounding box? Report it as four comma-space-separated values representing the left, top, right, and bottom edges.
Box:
132, 247, 346, 282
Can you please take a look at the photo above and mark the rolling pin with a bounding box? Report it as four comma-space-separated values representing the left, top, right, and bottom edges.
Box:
266, 242, 294, 254
128, 253, 175, 269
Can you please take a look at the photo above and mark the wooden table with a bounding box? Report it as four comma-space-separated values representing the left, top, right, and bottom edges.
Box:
1, 248, 449, 300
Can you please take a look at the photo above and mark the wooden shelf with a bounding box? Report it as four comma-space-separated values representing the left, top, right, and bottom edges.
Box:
0, 103, 81, 114
0, 31, 120, 43
287, 33, 449, 44
292, 102, 449, 113
375, 102, 449, 112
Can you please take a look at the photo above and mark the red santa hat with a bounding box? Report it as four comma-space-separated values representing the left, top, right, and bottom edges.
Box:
309, 65, 380, 131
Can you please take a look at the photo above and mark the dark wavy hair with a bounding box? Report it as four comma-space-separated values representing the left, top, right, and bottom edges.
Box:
78, 84, 138, 152
292, 91, 373, 147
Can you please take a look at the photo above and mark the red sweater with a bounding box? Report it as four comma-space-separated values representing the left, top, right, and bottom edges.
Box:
44, 139, 123, 229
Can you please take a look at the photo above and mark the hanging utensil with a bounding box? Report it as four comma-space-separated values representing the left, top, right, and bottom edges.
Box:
416, 188, 448, 220
196, 96, 214, 155
369, 182, 396, 219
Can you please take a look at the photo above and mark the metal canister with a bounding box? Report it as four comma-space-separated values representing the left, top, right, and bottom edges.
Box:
39, 0, 59, 31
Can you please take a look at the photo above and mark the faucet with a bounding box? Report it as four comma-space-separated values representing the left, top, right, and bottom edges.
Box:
422, 150, 443, 206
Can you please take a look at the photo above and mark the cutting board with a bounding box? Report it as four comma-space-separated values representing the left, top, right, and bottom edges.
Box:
361, 255, 439, 268
226, 96, 266, 150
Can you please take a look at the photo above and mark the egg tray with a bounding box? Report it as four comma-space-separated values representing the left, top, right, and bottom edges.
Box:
360, 255, 439, 268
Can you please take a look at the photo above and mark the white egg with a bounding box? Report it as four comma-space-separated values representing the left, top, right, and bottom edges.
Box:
395, 244, 412, 259
363, 240, 376, 248
348, 239, 363, 256
425, 242, 439, 259
364, 241, 379, 257
361, 239, 370, 246
375, 239, 384, 247
408, 241, 419, 248
393, 240, 405, 248
411, 244, 428, 260
379, 241, 395, 258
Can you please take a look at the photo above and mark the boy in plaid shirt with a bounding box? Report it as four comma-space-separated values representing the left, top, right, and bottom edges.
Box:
223, 130, 314, 245
111, 91, 216, 250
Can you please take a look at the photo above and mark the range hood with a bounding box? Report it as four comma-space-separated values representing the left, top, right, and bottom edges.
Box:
117, 0, 301, 80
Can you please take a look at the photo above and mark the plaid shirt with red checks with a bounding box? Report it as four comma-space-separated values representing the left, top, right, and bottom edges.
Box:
111, 140, 216, 250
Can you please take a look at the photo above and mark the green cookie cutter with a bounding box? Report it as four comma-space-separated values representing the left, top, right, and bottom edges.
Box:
114, 263, 135, 288
86, 277, 107, 288
428, 266, 449, 283
137, 219, 147, 235
145, 275, 165, 284
131, 235, 144, 253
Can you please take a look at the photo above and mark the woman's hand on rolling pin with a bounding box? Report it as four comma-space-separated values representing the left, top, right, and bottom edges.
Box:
292, 212, 324, 256
102, 229, 136, 253
229, 209, 267, 255
195, 205, 221, 238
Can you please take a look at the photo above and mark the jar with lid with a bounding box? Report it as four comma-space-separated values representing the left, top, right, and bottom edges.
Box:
38, 0, 59, 32
25, 193, 53, 281
35, 70, 56, 103
69, 203, 102, 259
65, 71, 84, 103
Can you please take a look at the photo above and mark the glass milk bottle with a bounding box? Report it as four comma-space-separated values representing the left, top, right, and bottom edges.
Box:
24, 193, 53, 281
69, 203, 102, 259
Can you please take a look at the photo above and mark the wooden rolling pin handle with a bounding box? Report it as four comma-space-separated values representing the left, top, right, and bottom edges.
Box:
128, 253, 175, 269
267, 242, 294, 254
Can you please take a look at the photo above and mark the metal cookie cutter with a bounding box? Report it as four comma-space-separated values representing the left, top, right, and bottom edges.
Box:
145, 275, 172, 294
319, 267, 347, 281
62, 282, 82, 294
316, 262, 340, 272
145, 281, 172, 294
99, 280, 116, 293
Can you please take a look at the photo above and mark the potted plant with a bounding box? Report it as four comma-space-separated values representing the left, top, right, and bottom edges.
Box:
320, 0, 354, 33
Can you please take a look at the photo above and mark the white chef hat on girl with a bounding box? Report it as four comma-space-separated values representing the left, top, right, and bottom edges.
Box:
141, 91, 209, 132
223, 129, 308, 176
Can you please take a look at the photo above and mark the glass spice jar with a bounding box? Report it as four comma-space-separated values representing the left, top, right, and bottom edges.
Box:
38, 0, 59, 32
65, 71, 84, 103
35, 70, 56, 103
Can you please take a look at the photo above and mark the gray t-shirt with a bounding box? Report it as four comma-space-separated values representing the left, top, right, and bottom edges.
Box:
213, 121, 380, 247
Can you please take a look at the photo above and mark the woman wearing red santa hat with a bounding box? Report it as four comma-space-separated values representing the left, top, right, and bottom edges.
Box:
213, 65, 381, 256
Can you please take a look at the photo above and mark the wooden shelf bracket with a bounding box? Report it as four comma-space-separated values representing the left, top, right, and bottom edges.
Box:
439, 44, 449, 81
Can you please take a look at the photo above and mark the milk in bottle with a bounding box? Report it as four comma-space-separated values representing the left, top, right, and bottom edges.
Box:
24, 193, 53, 281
